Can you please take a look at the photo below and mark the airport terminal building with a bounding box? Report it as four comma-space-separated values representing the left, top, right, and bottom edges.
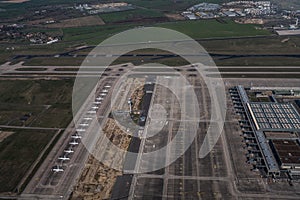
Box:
231, 85, 300, 178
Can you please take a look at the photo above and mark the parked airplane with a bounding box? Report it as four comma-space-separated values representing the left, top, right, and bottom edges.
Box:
71, 134, 82, 139
58, 155, 70, 161
83, 117, 93, 121
64, 148, 74, 154
52, 166, 64, 172
69, 140, 79, 145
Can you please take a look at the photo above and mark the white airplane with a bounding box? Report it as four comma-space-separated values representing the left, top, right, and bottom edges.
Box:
71, 134, 82, 139
87, 110, 96, 114
69, 140, 79, 145
58, 155, 70, 161
52, 166, 64, 172
83, 117, 93, 121
96, 97, 103, 100
76, 128, 85, 132
64, 148, 74, 154
79, 123, 89, 127
91, 106, 99, 110
94, 101, 101, 105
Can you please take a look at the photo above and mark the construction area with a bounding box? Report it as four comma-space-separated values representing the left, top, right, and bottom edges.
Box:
71, 77, 145, 200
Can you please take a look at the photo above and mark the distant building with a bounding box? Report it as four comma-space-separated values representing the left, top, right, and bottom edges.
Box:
196, 12, 215, 19
236, 11, 246, 17
188, 3, 220, 12
223, 11, 237, 17
186, 14, 197, 20
181, 11, 197, 20
46, 38, 59, 45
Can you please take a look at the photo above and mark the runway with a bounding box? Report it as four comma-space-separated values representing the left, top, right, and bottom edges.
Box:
1, 62, 300, 80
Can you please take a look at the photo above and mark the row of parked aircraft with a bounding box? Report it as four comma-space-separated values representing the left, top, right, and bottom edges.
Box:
52, 139, 79, 172
52, 85, 111, 173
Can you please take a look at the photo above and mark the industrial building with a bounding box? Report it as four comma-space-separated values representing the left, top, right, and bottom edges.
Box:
230, 85, 300, 179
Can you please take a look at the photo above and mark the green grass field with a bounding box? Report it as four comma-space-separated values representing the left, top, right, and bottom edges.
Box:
62, 24, 134, 45
0, 129, 56, 193
215, 57, 300, 66
156, 19, 271, 39
24, 57, 85, 66
219, 73, 300, 79
61, 19, 271, 44
200, 36, 300, 55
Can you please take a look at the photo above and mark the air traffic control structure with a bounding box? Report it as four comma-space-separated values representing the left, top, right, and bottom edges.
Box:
230, 85, 300, 178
